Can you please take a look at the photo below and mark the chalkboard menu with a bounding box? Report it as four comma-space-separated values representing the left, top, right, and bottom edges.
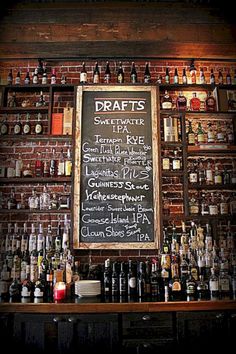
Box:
73, 86, 160, 249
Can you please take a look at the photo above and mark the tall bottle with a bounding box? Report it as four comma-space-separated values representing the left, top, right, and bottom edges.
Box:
7, 69, 13, 85
144, 62, 151, 83
130, 62, 138, 83
103, 258, 112, 298
93, 61, 100, 84
104, 61, 111, 84
127, 260, 137, 298
173, 68, 179, 84
80, 62, 87, 84
50, 68, 56, 84
117, 62, 124, 83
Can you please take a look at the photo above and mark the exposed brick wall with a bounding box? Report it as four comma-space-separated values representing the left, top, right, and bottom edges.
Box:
0, 58, 236, 266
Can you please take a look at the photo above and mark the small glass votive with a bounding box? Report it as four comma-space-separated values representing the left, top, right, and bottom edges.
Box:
54, 281, 66, 300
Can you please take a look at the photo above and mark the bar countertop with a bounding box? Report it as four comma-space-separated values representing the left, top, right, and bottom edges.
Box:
0, 298, 236, 313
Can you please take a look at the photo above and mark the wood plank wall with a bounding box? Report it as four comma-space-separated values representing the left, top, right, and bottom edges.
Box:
0, 1, 235, 60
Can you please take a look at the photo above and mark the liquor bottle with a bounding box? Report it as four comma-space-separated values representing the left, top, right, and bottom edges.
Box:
222, 167, 230, 185
7, 188, 17, 210
51, 68, 56, 84
8, 92, 17, 107
43, 149, 50, 177
35, 113, 43, 134
119, 262, 127, 298
117, 61, 124, 83
22, 113, 31, 134
150, 262, 159, 299
206, 123, 215, 143
163, 115, 178, 142
104, 61, 111, 83
65, 147, 72, 177
57, 148, 65, 176
93, 61, 100, 83
197, 275, 209, 300
188, 161, 198, 184
182, 68, 187, 85
214, 163, 222, 184
205, 91, 216, 111
144, 62, 151, 83
189, 60, 196, 84
23, 162, 33, 178
173, 68, 179, 84
15, 153, 23, 178
190, 92, 201, 111
219, 194, 229, 215
111, 262, 119, 297
196, 122, 205, 144
209, 267, 219, 300
80, 62, 87, 83
161, 90, 172, 110
226, 123, 234, 144
165, 67, 170, 84
34, 276, 45, 299
186, 271, 197, 301
45, 262, 54, 300
58, 183, 70, 209
0, 115, 9, 135
35, 91, 46, 107
21, 265, 34, 298
226, 70, 232, 85
42, 67, 48, 84
219, 268, 231, 299
130, 62, 138, 83
210, 69, 215, 85
15, 71, 21, 85
49, 148, 57, 176
21, 223, 29, 254
35, 152, 43, 177
208, 192, 218, 215
9, 276, 21, 301
103, 258, 112, 297
13, 114, 22, 135
137, 262, 146, 298
60, 74, 66, 85
172, 149, 181, 170
206, 160, 213, 185
32, 68, 39, 84
24, 68, 31, 85
28, 189, 39, 210
218, 70, 223, 85
216, 121, 225, 142
199, 67, 205, 84
169, 258, 182, 301
39, 185, 50, 210
189, 194, 199, 215
127, 260, 137, 298
7, 69, 13, 85
175, 91, 187, 111
187, 120, 195, 145
162, 149, 170, 171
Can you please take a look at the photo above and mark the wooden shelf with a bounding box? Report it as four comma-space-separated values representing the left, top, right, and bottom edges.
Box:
0, 177, 72, 184
188, 144, 236, 154
159, 84, 236, 90
0, 106, 49, 113
0, 134, 72, 141
0, 209, 71, 214
162, 171, 184, 177
188, 183, 236, 190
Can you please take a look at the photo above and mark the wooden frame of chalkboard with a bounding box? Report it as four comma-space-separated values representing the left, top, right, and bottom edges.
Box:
73, 85, 161, 249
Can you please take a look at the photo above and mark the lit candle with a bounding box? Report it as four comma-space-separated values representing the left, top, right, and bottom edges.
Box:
54, 281, 66, 300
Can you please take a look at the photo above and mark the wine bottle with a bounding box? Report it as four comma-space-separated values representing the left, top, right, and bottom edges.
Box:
80, 62, 87, 83
117, 61, 124, 83
104, 61, 111, 83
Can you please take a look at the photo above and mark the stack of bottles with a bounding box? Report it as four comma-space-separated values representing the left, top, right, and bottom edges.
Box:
102, 221, 236, 302
0, 216, 79, 302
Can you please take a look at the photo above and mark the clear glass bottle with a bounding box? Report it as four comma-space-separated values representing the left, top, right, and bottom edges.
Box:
104, 61, 111, 84
28, 189, 39, 210
199, 67, 205, 84
13, 114, 22, 135
117, 61, 124, 83
35, 113, 43, 134
39, 185, 50, 210
165, 67, 170, 84
173, 68, 179, 84
22, 113, 31, 135
210, 69, 215, 85
172, 149, 181, 170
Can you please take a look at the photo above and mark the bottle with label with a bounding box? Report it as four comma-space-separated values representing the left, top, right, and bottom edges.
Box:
0, 115, 9, 135
218, 70, 223, 85
173, 68, 179, 84
206, 122, 215, 143
190, 92, 201, 111
51, 68, 56, 84
23, 162, 33, 178
205, 91, 216, 111
165, 67, 170, 84
188, 161, 198, 184
127, 260, 137, 298
40, 185, 50, 210
162, 149, 170, 171
8, 92, 17, 108
35, 113, 43, 134
15, 153, 23, 178
13, 114, 22, 135
57, 148, 65, 176
182, 68, 187, 85
65, 147, 72, 177
163, 115, 178, 142
189, 194, 199, 215
196, 122, 205, 144
103, 258, 112, 298
80, 62, 87, 83
176, 91, 187, 111
93, 61, 100, 83
35, 91, 46, 107
24, 68, 31, 85
199, 67, 205, 84
210, 69, 215, 85
172, 149, 181, 170
117, 62, 124, 83
7, 188, 17, 210
119, 262, 127, 298
22, 113, 31, 135
111, 262, 119, 297
214, 163, 222, 184
104, 61, 111, 84
226, 70, 232, 85
187, 120, 195, 145
130, 62, 138, 83
28, 189, 39, 210
49, 148, 57, 177
209, 192, 218, 215
216, 121, 225, 142
161, 90, 172, 110
144, 62, 151, 83
42, 67, 48, 84
15, 71, 21, 85
189, 60, 196, 84
32, 68, 39, 84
